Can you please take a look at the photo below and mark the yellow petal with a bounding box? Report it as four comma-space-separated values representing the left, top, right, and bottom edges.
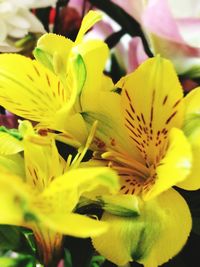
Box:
41, 167, 119, 213
43, 128, 82, 148
0, 54, 86, 145
183, 86, 200, 119
143, 128, 192, 201
0, 171, 31, 225
0, 54, 69, 127
18, 120, 35, 136
23, 136, 63, 192
75, 10, 102, 44
35, 33, 73, 76
92, 197, 163, 266
0, 154, 25, 178
180, 87, 200, 190
82, 91, 143, 162
36, 36, 87, 104
63, 52, 86, 113
142, 189, 192, 267
35, 11, 103, 84
119, 56, 184, 165
98, 194, 140, 216
53, 112, 88, 146
92, 189, 191, 266
75, 40, 109, 110
37, 212, 108, 238
36, 33, 73, 61
0, 131, 23, 155
178, 126, 200, 190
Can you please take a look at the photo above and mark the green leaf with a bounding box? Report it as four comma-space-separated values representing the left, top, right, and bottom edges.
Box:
0, 225, 21, 250
20, 228, 36, 255
0, 126, 23, 141
0, 257, 16, 267
64, 249, 73, 267
15, 34, 36, 49
0, 225, 36, 256
89, 255, 105, 267
15, 254, 37, 267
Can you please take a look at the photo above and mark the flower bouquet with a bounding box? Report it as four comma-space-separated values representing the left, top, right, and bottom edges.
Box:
0, 1, 200, 267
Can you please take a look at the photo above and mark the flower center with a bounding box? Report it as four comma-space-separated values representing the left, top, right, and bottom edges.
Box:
123, 88, 181, 166
97, 149, 158, 196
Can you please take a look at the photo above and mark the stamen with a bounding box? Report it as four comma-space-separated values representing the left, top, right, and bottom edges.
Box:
70, 121, 98, 169
102, 150, 149, 177
66, 154, 72, 170
112, 165, 147, 178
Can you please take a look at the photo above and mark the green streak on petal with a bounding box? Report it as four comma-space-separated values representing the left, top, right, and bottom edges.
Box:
82, 111, 113, 136
71, 52, 87, 97
98, 195, 140, 217
183, 113, 200, 137
33, 47, 54, 73
23, 211, 38, 223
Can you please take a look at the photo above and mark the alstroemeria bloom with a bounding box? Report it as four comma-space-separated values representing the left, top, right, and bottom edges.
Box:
0, 0, 56, 52
68, 0, 133, 73
0, 51, 84, 147
0, 11, 110, 148
113, 0, 200, 76
81, 57, 200, 266
0, 120, 119, 267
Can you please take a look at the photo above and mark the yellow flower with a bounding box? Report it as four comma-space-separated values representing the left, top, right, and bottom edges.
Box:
0, 8, 198, 265
85, 57, 197, 266
0, 125, 23, 155
0, 121, 119, 266
0, 10, 110, 148
0, 119, 41, 155
180, 86, 200, 190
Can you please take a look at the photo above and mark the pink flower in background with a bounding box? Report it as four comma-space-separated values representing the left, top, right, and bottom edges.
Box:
113, 0, 200, 77
62, 0, 132, 73
54, 0, 139, 73
128, 37, 148, 72
85, 13, 132, 72
142, 0, 200, 77
112, 0, 144, 23
57, 259, 64, 267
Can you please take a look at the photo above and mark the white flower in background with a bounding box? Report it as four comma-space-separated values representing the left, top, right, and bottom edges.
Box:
0, 0, 56, 52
